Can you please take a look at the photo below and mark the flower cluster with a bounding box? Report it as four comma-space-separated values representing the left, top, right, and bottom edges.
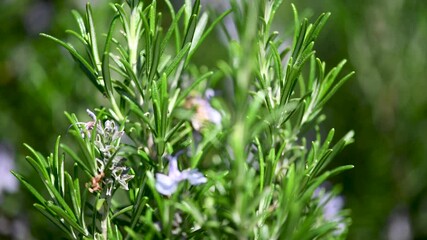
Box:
155, 152, 207, 196
84, 110, 134, 195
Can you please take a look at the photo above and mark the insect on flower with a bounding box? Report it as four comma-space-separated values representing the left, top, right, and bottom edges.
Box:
184, 91, 222, 131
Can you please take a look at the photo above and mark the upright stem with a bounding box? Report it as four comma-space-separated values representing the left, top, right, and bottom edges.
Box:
110, 96, 125, 121
100, 197, 111, 240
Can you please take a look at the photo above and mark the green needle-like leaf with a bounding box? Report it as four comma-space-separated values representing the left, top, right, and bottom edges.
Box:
40, 33, 104, 93
11, 171, 46, 204
102, 14, 119, 97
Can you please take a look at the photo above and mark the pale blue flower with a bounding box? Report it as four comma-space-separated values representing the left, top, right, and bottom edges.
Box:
186, 96, 222, 131
387, 206, 412, 240
314, 186, 346, 235
155, 153, 207, 196
0, 143, 18, 203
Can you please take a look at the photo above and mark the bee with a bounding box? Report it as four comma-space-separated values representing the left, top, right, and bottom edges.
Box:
184, 95, 222, 131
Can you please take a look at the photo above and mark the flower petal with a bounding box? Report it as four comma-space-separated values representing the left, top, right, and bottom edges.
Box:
155, 173, 178, 196
186, 169, 207, 185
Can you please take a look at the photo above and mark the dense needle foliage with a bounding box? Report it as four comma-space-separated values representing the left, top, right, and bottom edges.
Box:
12, 0, 354, 239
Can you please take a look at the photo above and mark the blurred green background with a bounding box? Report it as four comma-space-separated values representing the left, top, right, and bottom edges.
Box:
1, 0, 426, 239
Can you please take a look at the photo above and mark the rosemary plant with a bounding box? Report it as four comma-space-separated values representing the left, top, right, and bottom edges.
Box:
12, 0, 354, 239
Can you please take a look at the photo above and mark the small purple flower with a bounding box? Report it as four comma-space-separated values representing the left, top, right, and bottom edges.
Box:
201, 0, 238, 44
313, 186, 346, 235
386, 206, 412, 240
155, 153, 207, 196
68, 109, 97, 138
184, 94, 222, 131
0, 143, 19, 203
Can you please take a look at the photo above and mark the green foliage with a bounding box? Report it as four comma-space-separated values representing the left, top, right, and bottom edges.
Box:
14, 0, 353, 239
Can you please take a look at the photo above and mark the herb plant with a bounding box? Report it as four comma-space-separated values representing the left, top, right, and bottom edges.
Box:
12, 0, 354, 239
